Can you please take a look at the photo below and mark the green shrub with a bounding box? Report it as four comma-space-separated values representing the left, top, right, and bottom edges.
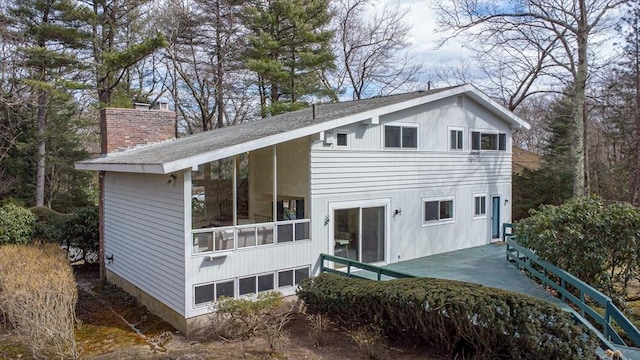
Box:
63, 206, 99, 263
0, 203, 36, 244
297, 274, 598, 360
30, 206, 70, 243
515, 196, 640, 300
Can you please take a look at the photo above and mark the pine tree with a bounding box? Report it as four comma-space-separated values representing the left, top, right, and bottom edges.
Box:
244, 0, 335, 117
9, 0, 91, 206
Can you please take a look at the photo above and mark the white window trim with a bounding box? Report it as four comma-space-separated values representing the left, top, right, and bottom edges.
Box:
382, 122, 419, 150
473, 193, 488, 219
449, 126, 464, 151
334, 129, 350, 149
470, 129, 507, 151
421, 196, 455, 227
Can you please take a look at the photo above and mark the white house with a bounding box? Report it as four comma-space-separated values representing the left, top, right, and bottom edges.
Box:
75, 84, 530, 334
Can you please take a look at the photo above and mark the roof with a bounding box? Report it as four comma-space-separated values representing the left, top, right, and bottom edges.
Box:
76, 84, 530, 174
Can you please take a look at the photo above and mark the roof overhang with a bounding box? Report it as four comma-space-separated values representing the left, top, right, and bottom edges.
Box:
75, 84, 530, 174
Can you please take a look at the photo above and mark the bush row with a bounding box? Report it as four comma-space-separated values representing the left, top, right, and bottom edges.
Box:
0, 243, 78, 359
297, 274, 598, 359
0, 204, 99, 263
515, 196, 640, 301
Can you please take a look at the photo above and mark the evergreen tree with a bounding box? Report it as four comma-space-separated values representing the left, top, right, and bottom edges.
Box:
9, 0, 90, 206
244, 0, 335, 117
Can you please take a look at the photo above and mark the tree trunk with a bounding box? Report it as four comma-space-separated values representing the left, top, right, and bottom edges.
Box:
35, 90, 46, 207
573, 0, 588, 197
215, 0, 225, 129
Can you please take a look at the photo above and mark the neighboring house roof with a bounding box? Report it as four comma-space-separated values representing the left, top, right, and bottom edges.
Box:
76, 84, 530, 174
512, 147, 542, 174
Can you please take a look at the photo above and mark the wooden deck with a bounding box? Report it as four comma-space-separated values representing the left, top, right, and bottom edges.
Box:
382, 243, 568, 309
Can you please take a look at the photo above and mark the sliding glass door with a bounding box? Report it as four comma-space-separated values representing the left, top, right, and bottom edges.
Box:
332, 202, 386, 265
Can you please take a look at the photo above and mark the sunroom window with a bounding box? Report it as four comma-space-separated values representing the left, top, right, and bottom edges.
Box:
471, 131, 507, 151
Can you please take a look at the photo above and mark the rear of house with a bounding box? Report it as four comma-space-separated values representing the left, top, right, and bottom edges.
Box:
76, 84, 529, 334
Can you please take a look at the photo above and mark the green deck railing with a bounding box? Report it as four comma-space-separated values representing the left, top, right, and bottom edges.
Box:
319, 253, 417, 281
505, 234, 640, 351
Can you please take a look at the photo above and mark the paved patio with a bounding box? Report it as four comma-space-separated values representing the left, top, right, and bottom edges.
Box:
382, 243, 568, 309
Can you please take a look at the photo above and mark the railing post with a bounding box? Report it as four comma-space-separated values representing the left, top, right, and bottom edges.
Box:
580, 292, 585, 317
377, 269, 382, 281
560, 278, 566, 303
604, 302, 610, 339
320, 254, 325, 273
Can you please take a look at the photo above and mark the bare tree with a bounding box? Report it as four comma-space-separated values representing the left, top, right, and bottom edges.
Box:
434, 0, 626, 197
330, 0, 423, 100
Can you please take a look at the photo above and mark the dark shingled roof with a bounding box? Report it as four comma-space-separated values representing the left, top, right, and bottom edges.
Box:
79, 86, 457, 167
76, 84, 528, 173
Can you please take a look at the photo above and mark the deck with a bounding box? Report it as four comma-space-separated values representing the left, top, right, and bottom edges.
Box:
382, 243, 567, 308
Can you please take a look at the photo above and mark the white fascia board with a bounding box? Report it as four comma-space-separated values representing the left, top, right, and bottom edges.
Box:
462, 85, 531, 130
74, 161, 166, 174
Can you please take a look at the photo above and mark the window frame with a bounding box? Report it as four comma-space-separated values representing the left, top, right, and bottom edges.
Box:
470, 130, 507, 151
383, 123, 419, 150
334, 129, 350, 149
449, 127, 464, 151
422, 197, 455, 226
473, 194, 487, 219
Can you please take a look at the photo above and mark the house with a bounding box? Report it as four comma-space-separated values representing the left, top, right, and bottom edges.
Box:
75, 84, 530, 334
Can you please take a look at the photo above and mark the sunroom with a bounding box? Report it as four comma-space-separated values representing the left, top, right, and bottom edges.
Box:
189, 137, 311, 259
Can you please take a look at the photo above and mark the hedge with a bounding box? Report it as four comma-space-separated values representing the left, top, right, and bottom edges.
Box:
297, 274, 598, 359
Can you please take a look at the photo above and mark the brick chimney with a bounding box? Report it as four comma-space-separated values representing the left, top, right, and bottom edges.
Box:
100, 106, 176, 154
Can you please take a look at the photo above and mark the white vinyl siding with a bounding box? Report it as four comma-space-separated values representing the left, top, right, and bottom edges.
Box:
104, 172, 185, 315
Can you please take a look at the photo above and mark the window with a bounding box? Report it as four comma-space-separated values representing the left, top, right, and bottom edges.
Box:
384, 125, 417, 149
450, 128, 463, 150
474, 195, 486, 217
471, 131, 507, 151
239, 273, 276, 297
278, 266, 310, 289
335, 130, 349, 148
194, 280, 235, 306
423, 199, 454, 224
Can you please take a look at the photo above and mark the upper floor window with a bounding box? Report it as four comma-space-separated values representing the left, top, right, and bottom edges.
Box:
385, 124, 417, 149
450, 128, 463, 150
471, 131, 506, 151
335, 130, 349, 148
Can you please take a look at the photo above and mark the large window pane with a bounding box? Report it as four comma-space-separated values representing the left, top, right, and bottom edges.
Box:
257, 225, 274, 245
278, 270, 294, 288
480, 133, 497, 150
424, 201, 439, 221
239, 277, 256, 296
192, 158, 234, 229
402, 127, 417, 148
294, 267, 310, 285
216, 281, 234, 300
258, 274, 274, 292
215, 229, 234, 251
249, 147, 274, 224
193, 232, 213, 254
194, 284, 214, 305
471, 131, 480, 150
277, 139, 309, 223
238, 227, 256, 248
385, 126, 401, 148
362, 207, 385, 263
295, 222, 309, 240
277, 223, 293, 243
440, 200, 453, 220
334, 208, 359, 261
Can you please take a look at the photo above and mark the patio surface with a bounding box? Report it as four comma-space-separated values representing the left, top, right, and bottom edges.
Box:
382, 242, 568, 309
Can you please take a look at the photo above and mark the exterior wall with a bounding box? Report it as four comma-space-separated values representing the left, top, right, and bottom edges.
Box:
100, 107, 175, 153
309, 93, 513, 270
103, 171, 186, 316
186, 138, 314, 319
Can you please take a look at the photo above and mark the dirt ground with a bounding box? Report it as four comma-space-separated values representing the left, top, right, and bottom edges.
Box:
1, 265, 445, 360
